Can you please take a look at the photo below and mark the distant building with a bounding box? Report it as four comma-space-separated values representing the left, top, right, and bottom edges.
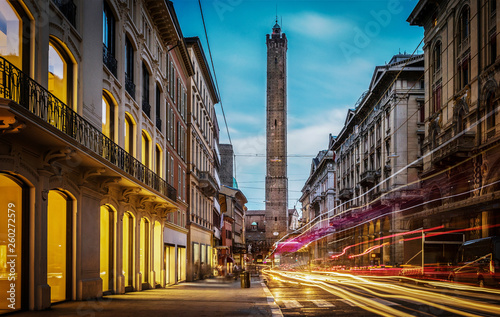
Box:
299, 145, 336, 261
330, 54, 424, 266
265, 20, 289, 246
217, 144, 247, 272
185, 36, 220, 281
245, 210, 268, 264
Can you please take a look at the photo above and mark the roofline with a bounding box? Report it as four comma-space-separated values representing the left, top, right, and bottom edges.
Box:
330, 54, 424, 150
165, 1, 194, 77
185, 36, 220, 103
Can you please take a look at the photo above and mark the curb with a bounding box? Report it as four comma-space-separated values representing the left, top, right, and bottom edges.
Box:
261, 282, 283, 317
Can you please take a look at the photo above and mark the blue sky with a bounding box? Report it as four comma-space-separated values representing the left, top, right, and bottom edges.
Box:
173, 0, 424, 213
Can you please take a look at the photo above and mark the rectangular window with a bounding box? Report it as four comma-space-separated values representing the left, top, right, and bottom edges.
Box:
419, 102, 425, 123
178, 165, 182, 199
170, 156, 174, 185
182, 170, 186, 201
433, 85, 442, 113
491, 32, 497, 65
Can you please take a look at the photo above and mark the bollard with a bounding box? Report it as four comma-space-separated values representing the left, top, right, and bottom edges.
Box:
240, 271, 247, 288
244, 271, 250, 288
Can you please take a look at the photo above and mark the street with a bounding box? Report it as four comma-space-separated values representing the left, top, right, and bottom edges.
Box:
263, 270, 500, 317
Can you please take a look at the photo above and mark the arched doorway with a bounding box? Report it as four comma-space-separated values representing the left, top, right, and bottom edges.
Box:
139, 217, 150, 288
122, 212, 134, 291
153, 221, 162, 287
0, 173, 27, 312
100, 205, 115, 294
47, 190, 72, 303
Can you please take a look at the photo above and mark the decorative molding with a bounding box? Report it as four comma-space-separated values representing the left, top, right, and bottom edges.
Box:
120, 187, 141, 203
82, 168, 106, 183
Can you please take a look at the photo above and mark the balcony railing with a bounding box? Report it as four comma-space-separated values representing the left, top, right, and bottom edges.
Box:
431, 132, 475, 166
197, 168, 219, 196
338, 188, 353, 201
0, 56, 176, 202
103, 45, 117, 77
142, 99, 151, 118
125, 74, 135, 99
53, 0, 76, 27
359, 170, 376, 187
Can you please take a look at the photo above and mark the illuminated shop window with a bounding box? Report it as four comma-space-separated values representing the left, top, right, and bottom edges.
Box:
100, 205, 114, 292
122, 212, 134, 288
47, 190, 69, 303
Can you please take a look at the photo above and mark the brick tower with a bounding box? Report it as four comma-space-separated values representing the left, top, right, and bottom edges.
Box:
265, 20, 288, 246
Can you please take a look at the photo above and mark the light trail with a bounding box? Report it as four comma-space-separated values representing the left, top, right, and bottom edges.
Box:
265, 269, 500, 317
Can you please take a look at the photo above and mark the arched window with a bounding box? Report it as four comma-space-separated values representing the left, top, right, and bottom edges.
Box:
47, 190, 72, 303
433, 41, 442, 75
487, 92, 497, 130
102, 91, 116, 140
103, 1, 117, 76
100, 205, 115, 293
124, 113, 135, 155
125, 36, 135, 98
141, 130, 151, 168
142, 62, 150, 117
48, 42, 68, 104
458, 6, 470, 45
155, 144, 162, 176
156, 84, 162, 131
0, 0, 28, 71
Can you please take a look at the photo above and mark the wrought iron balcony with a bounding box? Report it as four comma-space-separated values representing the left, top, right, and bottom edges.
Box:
103, 45, 117, 77
431, 132, 475, 166
125, 74, 135, 99
0, 56, 176, 202
53, 0, 76, 27
196, 168, 219, 197
142, 99, 151, 118
359, 170, 376, 187
338, 188, 353, 201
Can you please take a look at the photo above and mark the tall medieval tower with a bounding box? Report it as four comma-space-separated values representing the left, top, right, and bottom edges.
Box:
265, 20, 288, 245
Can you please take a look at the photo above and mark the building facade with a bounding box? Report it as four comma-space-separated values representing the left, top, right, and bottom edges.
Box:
406, 0, 500, 263
0, 0, 193, 312
265, 21, 289, 245
185, 37, 220, 281
330, 54, 424, 267
299, 146, 336, 262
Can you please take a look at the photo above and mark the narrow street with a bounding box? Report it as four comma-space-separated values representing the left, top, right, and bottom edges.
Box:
264, 270, 500, 317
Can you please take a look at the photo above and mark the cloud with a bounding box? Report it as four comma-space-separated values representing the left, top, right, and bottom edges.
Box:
286, 12, 353, 40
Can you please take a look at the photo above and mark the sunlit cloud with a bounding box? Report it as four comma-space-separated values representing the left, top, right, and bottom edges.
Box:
286, 12, 354, 40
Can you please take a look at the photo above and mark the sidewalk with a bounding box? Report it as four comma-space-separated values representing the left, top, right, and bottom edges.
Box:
13, 277, 281, 317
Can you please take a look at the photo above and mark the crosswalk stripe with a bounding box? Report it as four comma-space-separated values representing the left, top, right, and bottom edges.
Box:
282, 299, 303, 309
310, 299, 335, 307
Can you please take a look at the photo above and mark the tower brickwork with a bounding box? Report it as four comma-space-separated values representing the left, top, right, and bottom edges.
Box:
265, 22, 288, 244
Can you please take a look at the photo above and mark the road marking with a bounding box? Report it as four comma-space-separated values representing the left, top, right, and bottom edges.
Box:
282, 299, 302, 309
369, 298, 399, 306
261, 282, 284, 317
310, 299, 335, 307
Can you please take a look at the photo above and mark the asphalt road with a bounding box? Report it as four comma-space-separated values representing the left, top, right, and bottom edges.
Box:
263, 270, 500, 317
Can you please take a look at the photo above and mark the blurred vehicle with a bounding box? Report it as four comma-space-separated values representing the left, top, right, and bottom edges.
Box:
448, 236, 500, 287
